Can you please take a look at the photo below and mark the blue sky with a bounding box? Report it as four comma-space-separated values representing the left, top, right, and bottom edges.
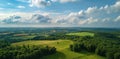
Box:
0, 0, 120, 27
0, 0, 116, 12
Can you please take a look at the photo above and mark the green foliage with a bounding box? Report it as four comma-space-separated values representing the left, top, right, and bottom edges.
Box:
0, 28, 120, 59
12, 40, 105, 59
70, 32, 120, 59
0, 40, 10, 48
0, 45, 56, 59
114, 53, 120, 59
106, 52, 114, 59
66, 32, 94, 37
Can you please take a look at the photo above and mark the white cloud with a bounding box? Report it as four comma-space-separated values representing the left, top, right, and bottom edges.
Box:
29, 0, 51, 8
53, 1, 120, 27
0, 13, 52, 24
17, 0, 78, 8
17, 5, 26, 8
0, 1, 120, 27
115, 16, 120, 21
112, 1, 120, 12
30, 14, 51, 23
78, 17, 98, 25
2, 15, 21, 24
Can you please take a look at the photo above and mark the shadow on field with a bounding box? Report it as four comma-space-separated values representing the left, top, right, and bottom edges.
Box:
53, 52, 66, 59
41, 51, 66, 59
79, 51, 93, 56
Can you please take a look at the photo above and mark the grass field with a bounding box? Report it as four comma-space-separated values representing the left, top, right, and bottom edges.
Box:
12, 40, 105, 59
66, 32, 94, 37
118, 36, 120, 38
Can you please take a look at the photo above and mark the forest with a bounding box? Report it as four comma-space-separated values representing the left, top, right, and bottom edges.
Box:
0, 27, 120, 59
70, 32, 120, 59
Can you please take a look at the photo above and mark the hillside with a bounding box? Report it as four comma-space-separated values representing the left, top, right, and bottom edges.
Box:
12, 40, 106, 59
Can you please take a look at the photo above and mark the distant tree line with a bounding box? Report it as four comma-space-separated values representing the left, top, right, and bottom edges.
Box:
31, 33, 81, 40
70, 32, 120, 59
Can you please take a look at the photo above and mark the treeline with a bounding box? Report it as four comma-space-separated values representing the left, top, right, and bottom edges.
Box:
31, 32, 67, 40
0, 45, 56, 59
70, 32, 120, 59
31, 33, 81, 40
0, 33, 28, 44
0, 36, 27, 49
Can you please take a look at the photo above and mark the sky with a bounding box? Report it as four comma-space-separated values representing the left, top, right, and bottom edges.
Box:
0, 0, 120, 27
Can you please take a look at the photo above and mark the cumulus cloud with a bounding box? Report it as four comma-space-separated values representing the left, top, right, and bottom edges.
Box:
115, 16, 120, 21
2, 15, 22, 24
29, 0, 51, 8
53, 1, 120, 27
75, 1, 119, 24
30, 14, 51, 23
17, 0, 51, 8
17, 0, 77, 8
0, 1, 120, 27
1, 13, 52, 24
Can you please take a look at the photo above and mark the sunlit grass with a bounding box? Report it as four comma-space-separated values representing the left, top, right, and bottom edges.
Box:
12, 40, 105, 59
66, 32, 94, 37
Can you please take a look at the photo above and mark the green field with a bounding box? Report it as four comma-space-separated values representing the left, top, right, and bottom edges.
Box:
66, 32, 94, 37
118, 36, 120, 38
12, 40, 105, 59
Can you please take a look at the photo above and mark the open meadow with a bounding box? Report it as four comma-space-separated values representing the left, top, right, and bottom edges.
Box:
12, 40, 106, 59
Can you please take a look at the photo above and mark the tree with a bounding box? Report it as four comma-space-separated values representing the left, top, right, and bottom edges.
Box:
106, 52, 114, 59
114, 53, 120, 59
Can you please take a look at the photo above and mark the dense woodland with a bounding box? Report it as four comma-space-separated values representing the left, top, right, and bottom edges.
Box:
0, 45, 56, 59
0, 28, 120, 59
70, 32, 120, 59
